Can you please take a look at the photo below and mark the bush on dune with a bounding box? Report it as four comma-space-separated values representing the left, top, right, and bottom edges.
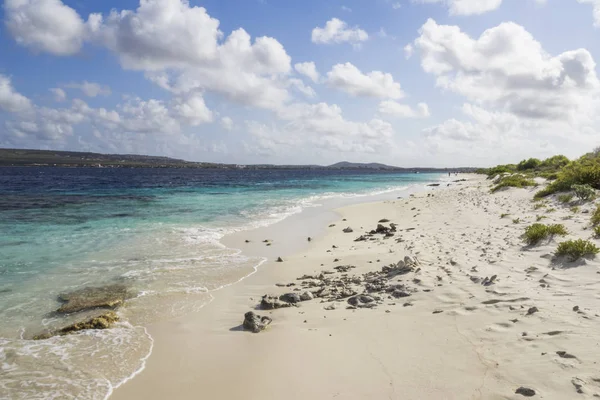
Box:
535, 150, 600, 198
491, 175, 536, 193
556, 239, 599, 261
522, 223, 568, 246
591, 204, 600, 226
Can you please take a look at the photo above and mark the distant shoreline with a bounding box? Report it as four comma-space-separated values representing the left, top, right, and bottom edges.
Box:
0, 148, 476, 172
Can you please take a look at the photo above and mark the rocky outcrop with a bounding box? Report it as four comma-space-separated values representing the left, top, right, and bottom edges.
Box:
243, 311, 272, 333
260, 295, 294, 310
34, 311, 119, 340
57, 284, 131, 314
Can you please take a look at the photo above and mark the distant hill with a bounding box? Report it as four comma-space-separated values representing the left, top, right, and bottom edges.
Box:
0, 148, 477, 172
327, 161, 400, 170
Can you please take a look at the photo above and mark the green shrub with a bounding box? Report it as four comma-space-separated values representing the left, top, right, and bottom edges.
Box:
573, 184, 596, 201
484, 164, 517, 177
522, 223, 568, 245
517, 158, 542, 171
500, 213, 509, 219
592, 205, 600, 226
562, 215, 573, 220
535, 153, 600, 198
533, 203, 546, 210
540, 155, 569, 170
491, 175, 536, 193
536, 215, 547, 221
593, 225, 600, 239
513, 218, 521, 224
571, 206, 580, 214
546, 208, 556, 213
557, 194, 574, 204
556, 239, 599, 261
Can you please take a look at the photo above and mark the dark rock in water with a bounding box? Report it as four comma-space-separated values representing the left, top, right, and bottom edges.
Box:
276, 257, 284, 262
34, 311, 119, 340
57, 284, 130, 314
260, 295, 293, 310
343, 227, 354, 233
347, 294, 376, 308
279, 293, 302, 304
378, 219, 390, 223
243, 311, 272, 333
527, 307, 539, 315
515, 387, 536, 397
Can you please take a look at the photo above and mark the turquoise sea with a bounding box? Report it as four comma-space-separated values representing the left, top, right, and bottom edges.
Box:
0, 167, 442, 399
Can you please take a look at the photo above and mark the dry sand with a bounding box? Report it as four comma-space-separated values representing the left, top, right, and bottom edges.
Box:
112, 174, 600, 399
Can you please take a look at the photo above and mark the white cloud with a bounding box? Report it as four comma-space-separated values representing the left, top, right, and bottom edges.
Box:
220, 116, 234, 131
413, 0, 543, 16
341, 5, 352, 12
326, 63, 404, 99
4, 0, 90, 55
289, 78, 316, 98
0, 74, 32, 113
404, 44, 414, 59
50, 88, 67, 102
171, 94, 213, 126
392, 2, 402, 9
413, 19, 600, 121
65, 81, 111, 97
578, 0, 600, 27
311, 18, 368, 46
379, 101, 430, 118
294, 62, 320, 83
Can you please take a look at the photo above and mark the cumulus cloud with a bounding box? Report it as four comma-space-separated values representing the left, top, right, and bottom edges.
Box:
311, 18, 368, 46
404, 44, 414, 59
65, 81, 111, 97
171, 94, 213, 126
4, 0, 91, 55
578, 0, 600, 27
220, 116, 234, 131
379, 101, 430, 118
413, 0, 544, 16
0, 74, 32, 113
50, 88, 67, 102
412, 19, 600, 121
326, 63, 404, 99
294, 62, 320, 82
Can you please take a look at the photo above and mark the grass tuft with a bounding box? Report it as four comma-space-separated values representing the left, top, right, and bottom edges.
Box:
556, 239, 599, 261
522, 223, 568, 246
557, 193, 574, 204
592, 204, 600, 226
491, 175, 536, 193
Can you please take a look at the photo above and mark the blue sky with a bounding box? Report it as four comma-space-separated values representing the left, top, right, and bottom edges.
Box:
1, 0, 599, 167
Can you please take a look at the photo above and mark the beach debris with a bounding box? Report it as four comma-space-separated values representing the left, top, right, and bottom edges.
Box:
573, 305, 580, 312
347, 294, 377, 308
34, 311, 119, 340
329, 224, 336, 227
56, 284, 131, 314
343, 227, 354, 233
527, 307, 539, 315
300, 291, 314, 301
354, 235, 368, 242
432, 309, 444, 314
515, 387, 536, 397
260, 295, 294, 310
243, 311, 272, 333
324, 303, 337, 311
276, 257, 284, 262
482, 275, 497, 286
334, 265, 355, 273
427, 183, 441, 187
245, 240, 250, 243
378, 219, 390, 223
279, 293, 302, 304
307, 237, 312, 242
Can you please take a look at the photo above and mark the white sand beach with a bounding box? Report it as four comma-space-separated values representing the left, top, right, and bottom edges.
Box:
112, 174, 600, 399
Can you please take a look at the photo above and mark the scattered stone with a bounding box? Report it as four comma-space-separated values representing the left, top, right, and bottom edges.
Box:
329, 224, 336, 227
348, 295, 376, 308
432, 310, 444, 314
245, 240, 250, 243
527, 307, 539, 316
56, 284, 131, 314
354, 235, 368, 242
482, 275, 497, 286
279, 293, 302, 304
556, 351, 577, 359
573, 306, 580, 312
391, 289, 411, 298
276, 257, 284, 263
34, 311, 119, 340
260, 295, 293, 310
300, 291, 314, 301
515, 387, 536, 397
343, 227, 354, 233
379, 219, 390, 223
243, 311, 272, 333
307, 237, 312, 242
572, 378, 585, 394
324, 303, 337, 311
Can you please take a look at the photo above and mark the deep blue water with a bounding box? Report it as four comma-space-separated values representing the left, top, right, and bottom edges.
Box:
0, 166, 441, 399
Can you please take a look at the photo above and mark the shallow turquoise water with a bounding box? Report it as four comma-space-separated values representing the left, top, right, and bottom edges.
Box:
0, 167, 442, 398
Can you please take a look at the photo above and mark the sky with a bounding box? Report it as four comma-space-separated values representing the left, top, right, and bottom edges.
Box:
1, 0, 600, 167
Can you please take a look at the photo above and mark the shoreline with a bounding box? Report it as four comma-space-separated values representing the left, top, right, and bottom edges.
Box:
112, 173, 600, 399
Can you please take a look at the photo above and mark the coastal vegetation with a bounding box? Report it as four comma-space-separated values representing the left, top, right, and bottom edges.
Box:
491, 175, 536, 192
522, 223, 568, 245
556, 239, 599, 261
